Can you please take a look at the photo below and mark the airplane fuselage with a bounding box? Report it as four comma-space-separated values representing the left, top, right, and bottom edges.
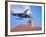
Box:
12, 13, 31, 18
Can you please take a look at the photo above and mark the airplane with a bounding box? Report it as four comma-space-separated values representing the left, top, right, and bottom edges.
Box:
11, 9, 31, 19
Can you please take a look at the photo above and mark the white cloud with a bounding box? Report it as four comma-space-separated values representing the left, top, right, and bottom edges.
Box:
11, 5, 32, 15
26, 10, 32, 15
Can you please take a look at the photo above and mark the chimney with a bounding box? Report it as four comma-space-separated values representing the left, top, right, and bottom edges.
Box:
28, 17, 35, 27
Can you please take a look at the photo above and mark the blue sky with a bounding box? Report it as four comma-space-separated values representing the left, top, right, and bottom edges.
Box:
10, 5, 42, 29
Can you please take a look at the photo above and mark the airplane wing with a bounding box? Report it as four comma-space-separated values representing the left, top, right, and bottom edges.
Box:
11, 13, 19, 16
24, 9, 28, 13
